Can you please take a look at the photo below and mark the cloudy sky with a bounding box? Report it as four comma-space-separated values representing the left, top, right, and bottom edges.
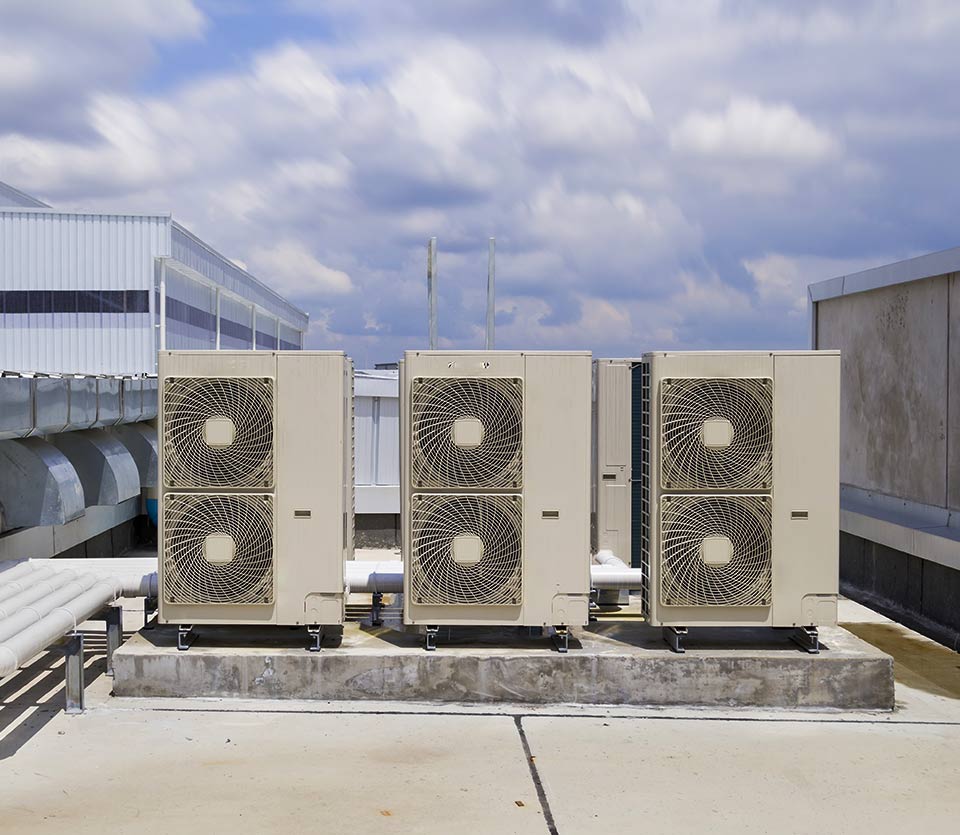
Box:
1, 1, 958, 364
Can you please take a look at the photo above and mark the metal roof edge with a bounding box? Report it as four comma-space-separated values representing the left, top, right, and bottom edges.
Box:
808, 245, 960, 302
170, 220, 309, 323
0, 206, 172, 220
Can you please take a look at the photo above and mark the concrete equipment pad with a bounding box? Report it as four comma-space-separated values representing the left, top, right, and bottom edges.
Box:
113, 620, 894, 709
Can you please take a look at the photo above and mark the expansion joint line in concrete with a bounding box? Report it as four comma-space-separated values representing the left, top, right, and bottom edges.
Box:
514, 715, 558, 835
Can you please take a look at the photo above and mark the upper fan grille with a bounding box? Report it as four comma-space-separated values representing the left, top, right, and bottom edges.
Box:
411, 376, 523, 490
162, 493, 274, 605
163, 376, 274, 489
410, 493, 523, 605
660, 377, 772, 490
659, 494, 771, 607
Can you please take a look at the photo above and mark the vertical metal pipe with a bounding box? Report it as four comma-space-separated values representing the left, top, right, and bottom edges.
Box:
158, 259, 167, 351
215, 288, 222, 350
486, 237, 495, 350
251, 305, 257, 351
427, 237, 438, 349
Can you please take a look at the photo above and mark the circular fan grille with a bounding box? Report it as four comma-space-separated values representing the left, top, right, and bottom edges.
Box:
162, 493, 274, 605
660, 377, 772, 490
411, 494, 523, 605
659, 495, 771, 607
411, 377, 523, 489
163, 377, 274, 489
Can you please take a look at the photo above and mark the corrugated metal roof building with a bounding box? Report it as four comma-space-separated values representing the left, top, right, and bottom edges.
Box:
0, 181, 308, 375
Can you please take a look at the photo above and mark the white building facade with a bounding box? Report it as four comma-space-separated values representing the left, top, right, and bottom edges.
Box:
0, 185, 307, 375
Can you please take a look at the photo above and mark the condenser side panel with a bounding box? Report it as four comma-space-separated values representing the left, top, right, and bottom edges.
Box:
594, 360, 632, 560
274, 353, 346, 624
771, 353, 841, 626
522, 353, 592, 625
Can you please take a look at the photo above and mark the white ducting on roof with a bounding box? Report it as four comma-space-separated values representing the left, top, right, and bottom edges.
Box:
0, 437, 85, 531
49, 430, 140, 507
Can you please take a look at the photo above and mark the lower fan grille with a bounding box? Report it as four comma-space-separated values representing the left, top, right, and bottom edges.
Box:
162, 493, 274, 605
659, 494, 771, 607
410, 493, 522, 606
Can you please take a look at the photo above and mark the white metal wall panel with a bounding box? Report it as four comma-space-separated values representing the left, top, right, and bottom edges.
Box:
353, 370, 400, 513
170, 222, 307, 331
219, 293, 254, 349
0, 210, 169, 374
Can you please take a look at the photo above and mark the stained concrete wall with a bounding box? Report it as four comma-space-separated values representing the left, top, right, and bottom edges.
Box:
816, 275, 956, 510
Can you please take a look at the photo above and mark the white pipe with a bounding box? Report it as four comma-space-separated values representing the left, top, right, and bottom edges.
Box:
345, 558, 645, 593
0, 578, 122, 677
0, 574, 101, 643
26, 559, 158, 598
0, 566, 59, 603
0, 570, 79, 620
346, 561, 404, 593
0, 561, 42, 582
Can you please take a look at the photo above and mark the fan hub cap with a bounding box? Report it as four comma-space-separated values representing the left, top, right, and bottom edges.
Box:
452, 533, 484, 566
203, 416, 237, 448
452, 416, 484, 449
203, 533, 236, 565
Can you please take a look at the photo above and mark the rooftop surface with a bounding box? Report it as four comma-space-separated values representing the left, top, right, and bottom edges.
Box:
2, 596, 958, 833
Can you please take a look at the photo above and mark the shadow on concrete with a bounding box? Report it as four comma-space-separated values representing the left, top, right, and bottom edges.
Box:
583, 621, 833, 654
139, 624, 346, 651
0, 630, 113, 760
356, 623, 583, 652
844, 622, 960, 700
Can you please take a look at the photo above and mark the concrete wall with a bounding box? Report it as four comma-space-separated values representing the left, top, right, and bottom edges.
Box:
816, 274, 957, 510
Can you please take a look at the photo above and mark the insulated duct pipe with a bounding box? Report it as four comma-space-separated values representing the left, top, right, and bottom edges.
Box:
344, 558, 645, 593
0, 578, 123, 677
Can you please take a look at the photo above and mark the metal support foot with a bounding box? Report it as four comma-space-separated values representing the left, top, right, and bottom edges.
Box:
177, 625, 195, 651
61, 633, 85, 715
425, 625, 439, 652
552, 626, 570, 654
588, 588, 599, 623
663, 626, 687, 653
790, 625, 820, 654
143, 597, 158, 630
307, 625, 324, 652
104, 605, 122, 677
371, 592, 383, 626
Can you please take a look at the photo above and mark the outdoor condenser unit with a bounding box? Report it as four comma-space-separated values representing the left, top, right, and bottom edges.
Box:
594, 351, 840, 652
400, 351, 592, 650
158, 351, 353, 648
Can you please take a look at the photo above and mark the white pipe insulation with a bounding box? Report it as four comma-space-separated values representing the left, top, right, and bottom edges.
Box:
0, 578, 123, 678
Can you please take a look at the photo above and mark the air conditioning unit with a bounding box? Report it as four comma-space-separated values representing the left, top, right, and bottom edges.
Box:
594, 352, 839, 652
401, 351, 592, 650
158, 351, 353, 648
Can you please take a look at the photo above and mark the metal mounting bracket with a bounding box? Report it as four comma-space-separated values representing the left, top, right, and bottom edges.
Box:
790, 625, 820, 654
307, 625, 324, 652
663, 626, 687, 654
425, 625, 439, 651
177, 624, 195, 652
552, 626, 570, 654
371, 592, 383, 626
60, 632, 85, 715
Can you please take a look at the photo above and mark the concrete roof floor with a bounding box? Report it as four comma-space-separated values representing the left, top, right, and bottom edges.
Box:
1, 598, 958, 834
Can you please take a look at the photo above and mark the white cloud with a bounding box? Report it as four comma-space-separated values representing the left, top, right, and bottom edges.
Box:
671, 96, 838, 161
248, 241, 354, 298
1, 2, 957, 361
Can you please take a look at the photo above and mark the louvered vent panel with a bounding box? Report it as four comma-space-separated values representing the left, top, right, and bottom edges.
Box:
659, 494, 771, 607
163, 376, 274, 489
410, 493, 523, 605
411, 376, 522, 490
660, 377, 772, 491
162, 493, 274, 605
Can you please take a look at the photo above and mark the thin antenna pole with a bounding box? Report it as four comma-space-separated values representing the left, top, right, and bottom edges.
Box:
486, 237, 495, 350
427, 237, 438, 349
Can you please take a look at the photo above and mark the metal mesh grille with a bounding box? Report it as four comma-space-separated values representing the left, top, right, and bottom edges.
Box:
660, 377, 772, 491
659, 494, 771, 607
163, 376, 274, 489
636, 361, 651, 615
411, 376, 523, 490
410, 493, 523, 605
162, 493, 274, 605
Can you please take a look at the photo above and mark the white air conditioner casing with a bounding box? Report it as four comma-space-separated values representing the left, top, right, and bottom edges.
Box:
401, 351, 592, 628
158, 350, 353, 627
595, 351, 840, 628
